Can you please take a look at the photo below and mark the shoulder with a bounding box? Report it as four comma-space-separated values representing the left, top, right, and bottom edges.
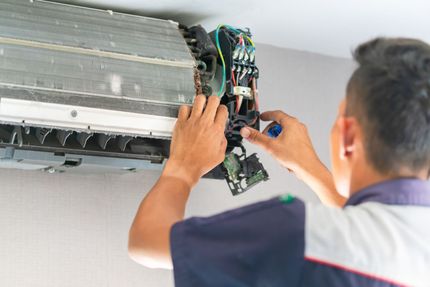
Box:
173, 195, 305, 232
304, 202, 430, 286
170, 195, 308, 287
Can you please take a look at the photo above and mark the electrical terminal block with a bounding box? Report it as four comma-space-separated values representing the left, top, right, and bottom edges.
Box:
233, 86, 252, 98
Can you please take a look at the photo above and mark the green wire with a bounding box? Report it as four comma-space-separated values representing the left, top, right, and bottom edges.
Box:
215, 24, 226, 97
224, 25, 255, 47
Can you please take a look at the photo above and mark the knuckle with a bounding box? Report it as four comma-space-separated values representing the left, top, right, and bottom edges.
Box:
218, 105, 228, 116
209, 95, 220, 103
197, 118, 208, 127
187, 116, 196, 123
289, 115, 298, 122
277, 110, 287, 117
265, 144, 274, 154
299, 122, 307, 130
218, 154, 225, 163
195, 94, 206, 104
214, 122, 225, 131
175, 118, 185, 127
249, 130, 258, 141
285, 117, 298, 125
279, 118, 288, 126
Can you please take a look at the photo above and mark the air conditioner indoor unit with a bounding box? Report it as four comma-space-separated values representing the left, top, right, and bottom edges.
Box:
0, 0, 268, 194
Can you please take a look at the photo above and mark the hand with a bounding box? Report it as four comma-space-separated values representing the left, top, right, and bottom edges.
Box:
240, 110, 320, 178
240, 110, 345, 207
163, 95, 229, 187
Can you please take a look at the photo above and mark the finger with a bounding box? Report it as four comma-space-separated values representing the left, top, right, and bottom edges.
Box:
260, 110, 295, 127
190, 95, 207, 118
214, 104, 229, 127
202, 95, 221, 121
177, 105, 191, 122
240, 126, 273, 150
262, 121, 278, 135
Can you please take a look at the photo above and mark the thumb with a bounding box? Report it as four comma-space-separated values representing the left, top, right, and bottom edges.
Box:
240, 127, 272, 149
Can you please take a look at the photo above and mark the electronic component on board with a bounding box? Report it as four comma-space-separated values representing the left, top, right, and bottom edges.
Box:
223, 146, 269, 195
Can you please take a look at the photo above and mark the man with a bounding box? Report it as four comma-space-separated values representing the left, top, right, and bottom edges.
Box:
128, 38, 430, 286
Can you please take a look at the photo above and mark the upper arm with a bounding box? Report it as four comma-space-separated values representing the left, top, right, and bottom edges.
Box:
170, 196, 306, 287
128, 175, 192, 269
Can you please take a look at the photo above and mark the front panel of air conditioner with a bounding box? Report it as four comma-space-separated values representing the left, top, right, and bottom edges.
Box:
0, 0, 268, 194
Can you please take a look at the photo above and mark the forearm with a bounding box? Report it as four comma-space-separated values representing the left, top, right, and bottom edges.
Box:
297, 158, 346, 207
240, 110, 347, 207
128, 95, 228, 269
128, 161, 196, 269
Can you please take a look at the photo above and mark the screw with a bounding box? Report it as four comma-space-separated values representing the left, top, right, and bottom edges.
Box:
71, 110, 78, 118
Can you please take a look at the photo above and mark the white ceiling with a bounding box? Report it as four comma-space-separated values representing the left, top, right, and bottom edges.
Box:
65, 0, 430, 58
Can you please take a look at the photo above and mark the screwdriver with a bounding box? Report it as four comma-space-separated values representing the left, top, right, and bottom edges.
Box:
267, 124, 282, 138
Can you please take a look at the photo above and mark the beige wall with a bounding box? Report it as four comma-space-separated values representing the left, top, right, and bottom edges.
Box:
0, 43, 354, 287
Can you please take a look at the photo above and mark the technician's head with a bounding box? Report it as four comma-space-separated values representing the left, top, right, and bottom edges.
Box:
331, 38, 430, 196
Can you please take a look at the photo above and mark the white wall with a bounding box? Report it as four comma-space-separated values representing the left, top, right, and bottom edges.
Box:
0, 44, 354, 287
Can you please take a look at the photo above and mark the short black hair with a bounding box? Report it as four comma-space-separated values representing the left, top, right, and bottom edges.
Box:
346, 37, 430, 175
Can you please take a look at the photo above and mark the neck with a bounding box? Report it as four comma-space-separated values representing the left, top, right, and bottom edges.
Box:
349, 165, 429, 197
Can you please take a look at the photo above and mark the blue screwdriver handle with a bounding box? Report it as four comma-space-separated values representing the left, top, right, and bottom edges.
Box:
267, 124, 282, 138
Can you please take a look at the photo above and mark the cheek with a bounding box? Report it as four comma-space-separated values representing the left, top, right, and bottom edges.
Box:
330, 125, 339, 168
330, 125, 343, 186
330, 123, 350, 197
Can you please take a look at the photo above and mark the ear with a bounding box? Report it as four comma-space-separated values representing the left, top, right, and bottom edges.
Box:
337, 116, 357, 159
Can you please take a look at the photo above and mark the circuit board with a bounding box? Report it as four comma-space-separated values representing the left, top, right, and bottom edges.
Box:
222, 145, 269, 195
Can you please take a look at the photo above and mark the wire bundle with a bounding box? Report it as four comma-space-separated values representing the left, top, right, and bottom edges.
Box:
214, 24, 255, 98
